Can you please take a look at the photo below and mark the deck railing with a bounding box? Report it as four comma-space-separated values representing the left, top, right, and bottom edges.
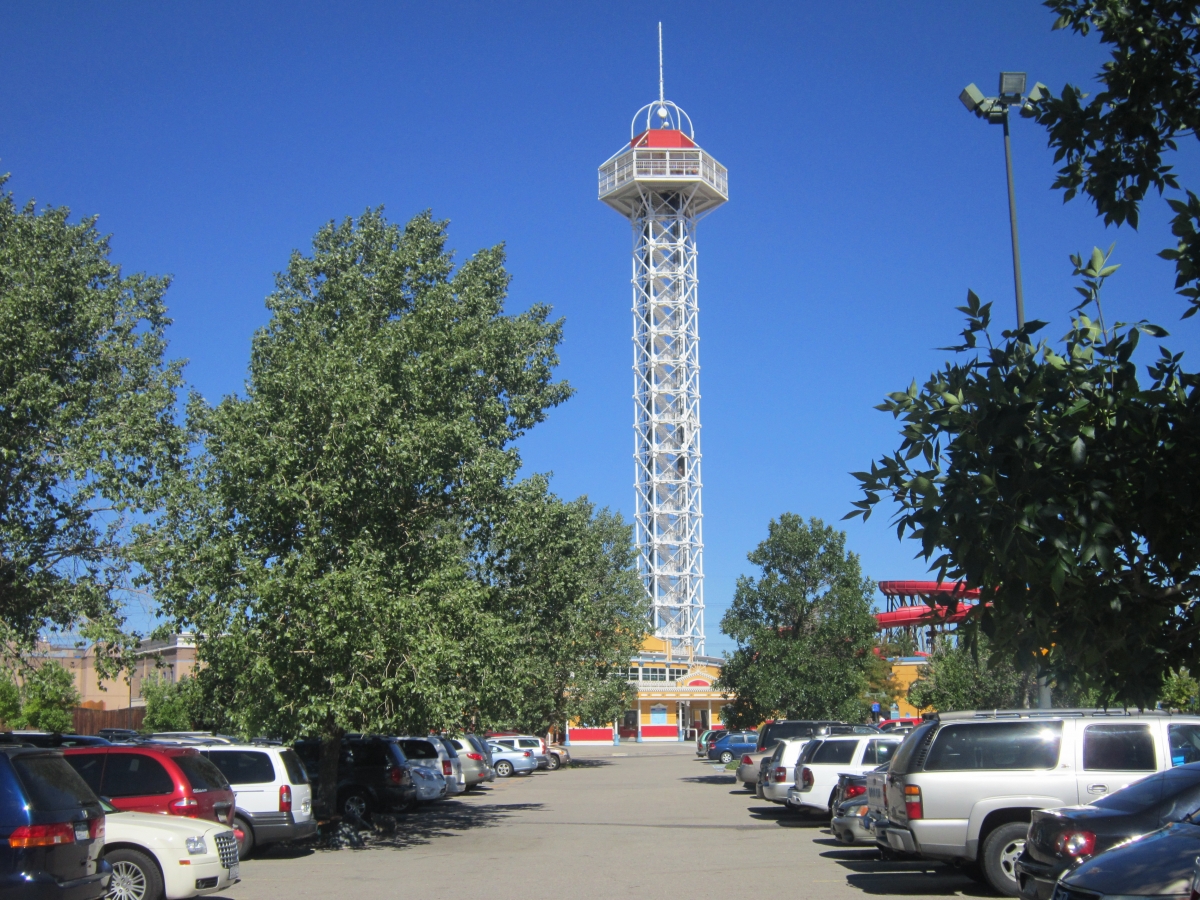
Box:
599, 148, 728, 198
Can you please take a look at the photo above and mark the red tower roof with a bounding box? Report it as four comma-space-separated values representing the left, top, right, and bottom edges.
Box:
631, 129, 697, 149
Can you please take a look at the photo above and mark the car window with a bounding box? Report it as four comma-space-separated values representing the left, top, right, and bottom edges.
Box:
1169, 725, 1200, 767
12, 755, 98, 810
350, 741, 390, 767
398, 739, 438, 760
517, 739, 539, 750
174, 754, 230, 791
206, 750, 276, 785
279, 750, 309, 785
102, 753, 175, 797
64, 752, 105, 794
436, 737, 459, 758
800, 740, 823, 763
925, 722, 1063, 771
889, 722, 936, 776
862, 740, 900, 766
1083, 723, 1156, 771
812, 740, 857, 764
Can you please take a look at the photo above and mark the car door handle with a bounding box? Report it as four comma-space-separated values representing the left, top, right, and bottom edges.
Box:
1087, 783, 1108, 794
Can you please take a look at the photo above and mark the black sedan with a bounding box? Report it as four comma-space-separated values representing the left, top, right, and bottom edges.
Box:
1017, 763, 1200, 900
1052, 821, 1200, 900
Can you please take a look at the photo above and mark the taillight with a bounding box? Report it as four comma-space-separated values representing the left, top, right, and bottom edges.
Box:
9, 823, 75, 847
89, 817, 105, 840
801, 767, 814, 790
466, 752, 483, 762
904, 784, 923, 820
1054, 830, 1096, 858
741, 755, 753, 765
388, 765, 402, 784
523, 751, 532, 757
169, 797, 200, 816
279, 784, 292, 813
442, 761, 453, 776
845, 784, 866, 799
773, 767, 787, 783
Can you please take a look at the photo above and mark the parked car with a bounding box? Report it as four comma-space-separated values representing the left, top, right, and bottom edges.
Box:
879, 717, 922, 731
788, 734, 902, 814
708, 731, 758, 764
101, 797, 239, 899
762, 738, 813, 803
390, 738, 450, 802
1016, 762, 1200, 900
0, 732, 112, 748
0, 745, 109, 899
415, 735, 466, 795
698, 730, 724, 759
63, 745, 236, 827
876, 709, 1200, 897
736, 751, 770, 791
489, 735, 550, 769
1052, 819, 1200, 900
486, 742, 537, 777
447, 736, 492, 789
546, 742, 571, 770
199, 744, 316, 859
294, 735, 421, 820
832, 795, 874, 844
755, 720, 846, 753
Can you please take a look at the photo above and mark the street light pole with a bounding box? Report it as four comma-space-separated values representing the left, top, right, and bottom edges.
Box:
1001, 111, 1026, 329
960, 73, 1046, 331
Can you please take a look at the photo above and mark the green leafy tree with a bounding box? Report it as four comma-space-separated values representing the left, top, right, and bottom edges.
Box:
0, 668, 20, 728
1037, 0, 1200, 314
0, 177, 184, 668
717, 515, 879, 728
850, 254, 1197, 705
475, 478, 647, 737
140, 673, 201, 732
907, 636, 1029, 713
1161, 667, 1200, 712
18, 663, 79, 733
144, 209, 570, 815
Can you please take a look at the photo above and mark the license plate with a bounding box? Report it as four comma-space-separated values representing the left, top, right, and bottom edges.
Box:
228, 863, 240, 881
868, 786, 882, 801
74, 823, 89, 841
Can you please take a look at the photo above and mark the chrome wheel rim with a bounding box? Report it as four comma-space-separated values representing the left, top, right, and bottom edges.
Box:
497, 762, 512, 777
109, 860, 148, 900
999, 838, 1025, 882
343, 794, 368, 819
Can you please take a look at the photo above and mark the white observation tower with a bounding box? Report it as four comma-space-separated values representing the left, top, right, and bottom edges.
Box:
597, 26, 728, 659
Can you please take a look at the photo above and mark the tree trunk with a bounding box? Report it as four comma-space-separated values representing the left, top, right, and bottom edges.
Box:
317, 731, 343, 820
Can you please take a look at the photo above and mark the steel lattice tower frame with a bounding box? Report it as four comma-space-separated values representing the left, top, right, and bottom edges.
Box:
597, 40, 727, 659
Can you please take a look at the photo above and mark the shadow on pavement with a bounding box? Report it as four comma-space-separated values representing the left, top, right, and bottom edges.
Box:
567, 758, 613, 768
255, 843, 315, 860
746, 805, 827, 829
821, 850, 992, 897
679, 775, 737, 785
318, 801, 546, 852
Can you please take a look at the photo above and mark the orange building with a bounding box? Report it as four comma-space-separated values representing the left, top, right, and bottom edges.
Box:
29, 634, 197, 711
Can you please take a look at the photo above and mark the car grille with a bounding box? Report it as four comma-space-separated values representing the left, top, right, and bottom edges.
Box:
214, 831, 239, 869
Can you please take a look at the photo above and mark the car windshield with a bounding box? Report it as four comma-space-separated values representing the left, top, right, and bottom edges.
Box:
13, 754, 98, 811
175, 754, 230, 791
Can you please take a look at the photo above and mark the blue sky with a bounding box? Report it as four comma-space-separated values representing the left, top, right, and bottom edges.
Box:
3, 2, 1198, 656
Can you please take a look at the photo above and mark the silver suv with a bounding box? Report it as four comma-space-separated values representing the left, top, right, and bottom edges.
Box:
876, 709, 1200, 897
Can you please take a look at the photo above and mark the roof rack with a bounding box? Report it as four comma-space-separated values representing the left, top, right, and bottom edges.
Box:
935, 708, 1169, 721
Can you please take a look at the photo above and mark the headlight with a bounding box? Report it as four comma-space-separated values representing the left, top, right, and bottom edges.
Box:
185, 836, 207, 855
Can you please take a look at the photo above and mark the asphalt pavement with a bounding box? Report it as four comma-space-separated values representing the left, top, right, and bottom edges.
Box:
220, 741, 988, 900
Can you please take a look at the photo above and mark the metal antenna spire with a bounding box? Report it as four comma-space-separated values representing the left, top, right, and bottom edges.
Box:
658, 22, 664, 106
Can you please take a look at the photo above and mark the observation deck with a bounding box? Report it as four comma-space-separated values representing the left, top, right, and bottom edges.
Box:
598, 116, 728, 218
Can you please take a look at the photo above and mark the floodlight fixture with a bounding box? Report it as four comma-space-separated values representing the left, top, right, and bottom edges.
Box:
959, 83, 986, 113
999, 71, 1027, 100
1020, 82, 1048, 118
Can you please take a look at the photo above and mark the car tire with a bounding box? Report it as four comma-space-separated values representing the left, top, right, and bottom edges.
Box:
233, 814, 255, 860
719, 751, 734, 764
982, 822, 1028, 897
546, 753, 561, 771
495, 760, 514, 778
340, 788, 372, 822
106, 847, 164, 900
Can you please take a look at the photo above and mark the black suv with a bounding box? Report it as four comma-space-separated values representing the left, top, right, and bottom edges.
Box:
294, 734, 417, 819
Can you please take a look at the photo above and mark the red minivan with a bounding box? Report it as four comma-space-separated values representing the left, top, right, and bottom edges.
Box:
63, 745, 235, 825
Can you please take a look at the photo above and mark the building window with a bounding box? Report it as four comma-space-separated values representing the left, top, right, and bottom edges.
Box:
668, 667, 688, 682
650, 704, 668, 725
643, 667, 667, 682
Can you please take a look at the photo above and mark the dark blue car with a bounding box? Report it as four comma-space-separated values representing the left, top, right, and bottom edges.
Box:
707, 730, 758, 763
0, 746, 109, 899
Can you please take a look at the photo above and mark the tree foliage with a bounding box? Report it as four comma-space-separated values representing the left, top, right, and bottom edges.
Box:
851, 254, 1199, 706
140, 674, 202, 732
717, 515, 878, 728
907, 636, 1029, 713
143, 209, 570, 813
17, 663, 79, 733
1037, 0, 1200, 312
475, 478, 647, 736
0, 177, 183, 668
1160, 667, 1200, 712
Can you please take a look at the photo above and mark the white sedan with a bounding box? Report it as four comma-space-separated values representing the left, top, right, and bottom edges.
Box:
100, 800, 240, 900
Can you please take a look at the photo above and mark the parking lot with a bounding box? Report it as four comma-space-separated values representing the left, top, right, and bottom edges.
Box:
220, 741, 983, 900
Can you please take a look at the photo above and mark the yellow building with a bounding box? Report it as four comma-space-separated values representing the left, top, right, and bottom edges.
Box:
29, 635, 198, 711
566, 636, 732, 744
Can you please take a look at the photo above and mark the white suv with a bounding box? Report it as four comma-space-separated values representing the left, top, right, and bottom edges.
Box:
787, 734, 902, 813
199, 744, 316, 859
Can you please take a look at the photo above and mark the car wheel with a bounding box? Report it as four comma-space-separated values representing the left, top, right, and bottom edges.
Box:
340, 789, 372, 822
546, 753, 561, 771
106, 848, 164, 900
495, 760, 514, 778
719, 751, 734, 764
982, 821, 1028, 897
233, 815, 255, 859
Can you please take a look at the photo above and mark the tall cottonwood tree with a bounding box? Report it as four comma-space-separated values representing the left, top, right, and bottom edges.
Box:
0, 176, 183, 670
717, 515, 878, 727
143, 209, 570, 815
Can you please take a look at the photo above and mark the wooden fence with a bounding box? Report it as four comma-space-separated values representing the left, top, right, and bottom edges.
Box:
72, 706, 145, 735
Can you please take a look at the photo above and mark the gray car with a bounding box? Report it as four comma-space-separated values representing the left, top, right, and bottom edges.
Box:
449, 736, 492, 788
486, 742, 537, 777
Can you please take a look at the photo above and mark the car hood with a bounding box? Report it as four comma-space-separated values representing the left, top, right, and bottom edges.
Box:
1062, 822, 1200, 897
105, 810, 230, 846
